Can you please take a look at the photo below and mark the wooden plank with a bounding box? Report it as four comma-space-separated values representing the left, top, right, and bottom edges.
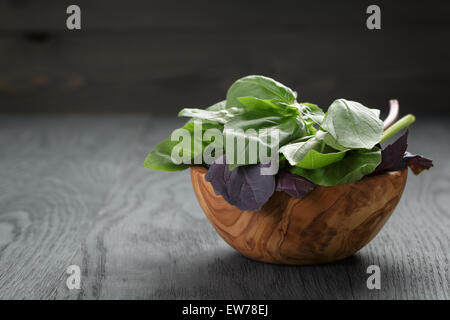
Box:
0, 1, 449, 114
0, 115, 447, 299
0, 115, 157, 299
1, 1, 449, 31
0, 26, 449, 114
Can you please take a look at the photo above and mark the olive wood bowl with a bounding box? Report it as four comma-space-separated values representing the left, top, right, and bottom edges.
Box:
190, 166, 408, 265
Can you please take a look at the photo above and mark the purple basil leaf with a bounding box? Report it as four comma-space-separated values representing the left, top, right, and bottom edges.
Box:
370, 129, 433, 176
205, 156, 276, 211
404, 151, 434, 175
372, 130, 409, 174
275, 171, 315, 198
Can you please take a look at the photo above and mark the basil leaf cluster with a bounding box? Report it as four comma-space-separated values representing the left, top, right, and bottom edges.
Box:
144, 75, 386, 186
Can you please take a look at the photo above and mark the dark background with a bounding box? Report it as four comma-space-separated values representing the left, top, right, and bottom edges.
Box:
0, 0, 449, 115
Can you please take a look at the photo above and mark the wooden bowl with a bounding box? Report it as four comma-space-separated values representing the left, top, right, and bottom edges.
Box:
190, 166, 408, 265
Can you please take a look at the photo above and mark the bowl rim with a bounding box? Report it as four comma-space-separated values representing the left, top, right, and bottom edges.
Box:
190, 165, 406, 188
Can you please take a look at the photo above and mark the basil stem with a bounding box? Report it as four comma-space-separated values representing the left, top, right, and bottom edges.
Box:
383, 99, 399, 130
380, 114, 415, 143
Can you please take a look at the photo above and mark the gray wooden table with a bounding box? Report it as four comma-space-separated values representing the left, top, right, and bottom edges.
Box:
0, 115, 448, 300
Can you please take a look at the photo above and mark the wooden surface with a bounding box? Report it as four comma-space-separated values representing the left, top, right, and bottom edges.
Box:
0, 115, 448, 299
1, 0, 450, 115
191, 167, 408, 265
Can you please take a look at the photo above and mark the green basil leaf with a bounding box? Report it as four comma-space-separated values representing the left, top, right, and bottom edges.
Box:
279, 136, 322, 166
290, 148, 381, 186
238, 97, 299, 116
297, 102, 325, 125
371, 108, 381, 119
224, 111, 306, 170
321, 99, 383, 149
296, 149, 346, 169
280, 135, 346, 169
205, 100, 227, 111
178, 107, 242, 124
143, 121, 223, 171
315, 130, 348, 151
226, 75, 297, 108
144, 100, 231, 171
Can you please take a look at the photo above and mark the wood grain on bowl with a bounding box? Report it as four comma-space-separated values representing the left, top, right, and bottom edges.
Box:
191, 166, 408, 265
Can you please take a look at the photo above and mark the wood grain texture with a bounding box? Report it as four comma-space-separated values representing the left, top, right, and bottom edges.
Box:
191, 167, 408, 265
0, 115, 448, 299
